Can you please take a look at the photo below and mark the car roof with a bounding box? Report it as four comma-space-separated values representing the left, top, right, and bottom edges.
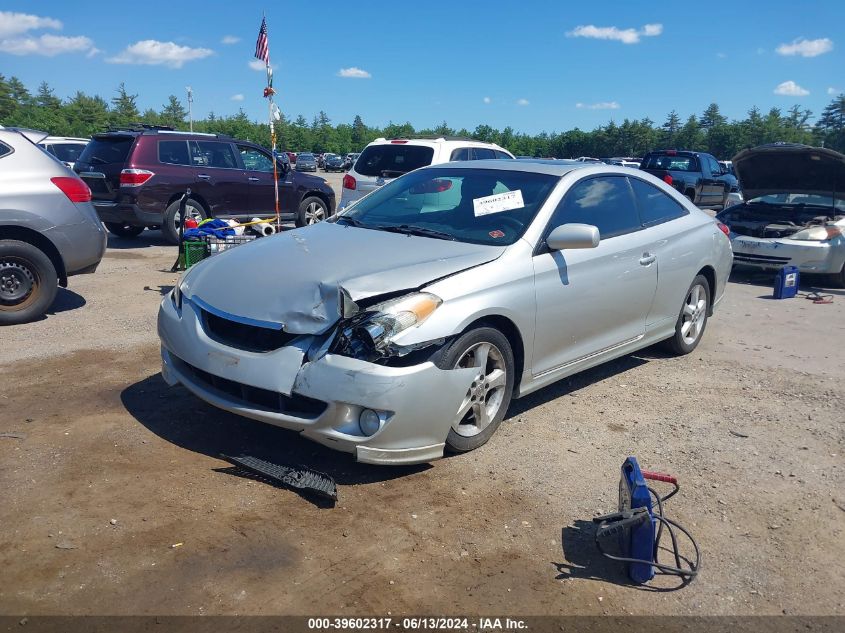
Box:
368, 136, 508, 149
424, 159, 603, 177
43, 136, 89, 143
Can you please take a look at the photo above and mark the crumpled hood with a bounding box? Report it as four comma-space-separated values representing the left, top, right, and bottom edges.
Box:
732, 143, 845, 201
182, 221, 506, 334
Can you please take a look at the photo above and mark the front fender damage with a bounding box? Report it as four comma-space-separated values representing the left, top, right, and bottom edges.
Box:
292, 353, 478, 460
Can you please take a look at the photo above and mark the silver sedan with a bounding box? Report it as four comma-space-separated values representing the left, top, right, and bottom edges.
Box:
158, 161, 732, 464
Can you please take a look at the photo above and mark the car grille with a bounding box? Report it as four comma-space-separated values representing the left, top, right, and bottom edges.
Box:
202, 309, 298, 352
733, 252, 792, 266
171, 354, 327, 418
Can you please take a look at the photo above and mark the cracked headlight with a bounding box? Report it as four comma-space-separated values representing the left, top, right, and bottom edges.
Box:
345, 292, 442, 356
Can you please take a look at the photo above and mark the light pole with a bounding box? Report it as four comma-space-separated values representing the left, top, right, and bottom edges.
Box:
186, 86, 193, 132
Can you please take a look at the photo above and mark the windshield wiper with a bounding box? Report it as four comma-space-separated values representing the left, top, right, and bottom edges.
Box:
335, 215, 369, 228
374, 224, 457, 241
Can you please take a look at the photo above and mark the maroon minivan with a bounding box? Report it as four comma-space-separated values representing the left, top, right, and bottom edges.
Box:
74, 127, 335, 244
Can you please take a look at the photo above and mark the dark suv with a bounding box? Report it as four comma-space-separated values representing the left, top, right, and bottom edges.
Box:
73, 127, 335, 243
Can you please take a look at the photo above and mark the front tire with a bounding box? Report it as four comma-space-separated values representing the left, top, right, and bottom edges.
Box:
162, 198, 207, 245
662, 275, 710, 355
296, 196, 329, 227
0, 240, 58, 325
435, 326, 515, 453
104, 222, 144, 238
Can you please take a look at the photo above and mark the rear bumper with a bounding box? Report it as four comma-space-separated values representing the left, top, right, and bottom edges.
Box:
93, 201, 163, 226
44, 218, 106, 277
730, 234, 845, 274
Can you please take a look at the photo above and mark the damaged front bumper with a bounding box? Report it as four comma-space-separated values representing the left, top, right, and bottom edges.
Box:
730, 234, 845, 274
157, 294, 477, 465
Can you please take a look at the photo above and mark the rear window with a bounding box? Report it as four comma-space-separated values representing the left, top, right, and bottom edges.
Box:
642, 153, 698, 172
0, 142, 12, 159
77, 136, 134, 165
355, 144, 435, 177
50, 143, 87, 163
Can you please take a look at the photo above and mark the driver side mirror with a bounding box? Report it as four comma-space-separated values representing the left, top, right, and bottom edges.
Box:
546, 223, 600, 251
276, 153, 291, 175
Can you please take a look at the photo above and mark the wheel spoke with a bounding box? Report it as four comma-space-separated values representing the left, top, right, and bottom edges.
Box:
474, 343, 490, 370
683, 303, 695, 316
486, 368, 506, 391
453, 395, 473, 428
680, 320, 692, 337
473, 402, 489, 429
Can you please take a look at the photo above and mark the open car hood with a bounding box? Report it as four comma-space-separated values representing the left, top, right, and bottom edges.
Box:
182, 221, 506, 335
732, 143, 845, 201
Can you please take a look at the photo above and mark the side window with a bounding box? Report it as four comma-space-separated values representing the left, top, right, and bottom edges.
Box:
450, 148, 471, 161
158, 140, 191, 165
238, 145, 274, 172
494, 150, 513, 160
470, 147, 496, 160
549, 176, 640, 239
189, 141, 237, 169
0, 142, 12, 159
629, 177, 688, 227
706, 156, 721, 176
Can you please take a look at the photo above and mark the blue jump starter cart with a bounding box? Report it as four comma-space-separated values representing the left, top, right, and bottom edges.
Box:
773, 265, 799, 299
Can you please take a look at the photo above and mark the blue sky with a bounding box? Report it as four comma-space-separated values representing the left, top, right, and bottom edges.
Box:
1, 1, 842, 133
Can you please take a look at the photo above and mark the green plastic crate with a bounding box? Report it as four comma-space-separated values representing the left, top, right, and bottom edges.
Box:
183, 241, 209, 269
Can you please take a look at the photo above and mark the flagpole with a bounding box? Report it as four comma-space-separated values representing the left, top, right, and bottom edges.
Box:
265, 16, 280, 227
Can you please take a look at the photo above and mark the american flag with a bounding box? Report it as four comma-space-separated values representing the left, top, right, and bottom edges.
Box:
254, 17, 269, 64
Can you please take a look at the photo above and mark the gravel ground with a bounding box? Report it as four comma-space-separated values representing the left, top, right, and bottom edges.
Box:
1, 175, 843, 616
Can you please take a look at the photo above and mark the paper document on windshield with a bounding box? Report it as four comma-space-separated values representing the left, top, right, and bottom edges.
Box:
473, 190, 524, 217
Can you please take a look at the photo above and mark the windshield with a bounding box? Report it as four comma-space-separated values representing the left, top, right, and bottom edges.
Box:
749, 193, 845, 209
338, 167, 559, 246
299, 153, 314, 159
355, 145, 434, 177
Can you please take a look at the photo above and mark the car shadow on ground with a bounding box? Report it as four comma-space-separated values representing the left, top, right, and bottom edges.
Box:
106, 230, 173, 249
120, 373, 430, 488
505, 353, 651, 419
43, 287, 86, 319
729, 268, 845, 297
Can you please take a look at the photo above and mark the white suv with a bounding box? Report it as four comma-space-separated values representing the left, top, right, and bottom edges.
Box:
39, 136, 90, 170
338, 137, 514, 211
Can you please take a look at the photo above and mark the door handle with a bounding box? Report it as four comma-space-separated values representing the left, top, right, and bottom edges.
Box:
248, 177, 259, 182
197, 173, 211, 180
639, 253, 656, 266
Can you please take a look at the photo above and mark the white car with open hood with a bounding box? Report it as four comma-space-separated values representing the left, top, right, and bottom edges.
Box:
159, 160, 732, 465
717, 143, 845, 285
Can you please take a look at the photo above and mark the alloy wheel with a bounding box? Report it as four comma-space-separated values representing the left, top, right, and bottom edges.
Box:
451, 342, 508, 437
305, 201, 326, 225
681, 283, 707, 346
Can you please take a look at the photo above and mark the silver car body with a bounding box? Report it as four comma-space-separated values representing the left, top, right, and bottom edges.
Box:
0, 128, 106, 280
158, 161, 732, 464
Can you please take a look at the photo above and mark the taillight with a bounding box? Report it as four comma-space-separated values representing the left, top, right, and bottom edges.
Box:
390, 140, 408, 144
716, 221, 731, 236
663, 174, 673, 185
120, 169, 154, 186
50, 177, 91, 203
343, 174, 356, 190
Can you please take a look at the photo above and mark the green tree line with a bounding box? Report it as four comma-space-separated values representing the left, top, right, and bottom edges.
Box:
2, 76, 845, 159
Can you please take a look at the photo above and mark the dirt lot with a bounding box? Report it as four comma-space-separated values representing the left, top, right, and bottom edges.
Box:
1, 176, 844, 616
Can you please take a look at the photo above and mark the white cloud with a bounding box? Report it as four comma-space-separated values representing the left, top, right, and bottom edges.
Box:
576, 101, 621, 110
337, 67, 371, 78
828, 87, 841, 95
221, 35, 240, 45
776, 37, 833, 57
774, 80, 809, 96
108, 40, 213, 68
231, 93, 244, 101
516, 98, 530, 106
0, 11, 61, 38
0, 33, 96, 57
566, 23, 662, 45
483, 96, 491, 104
248, 59, 268, 71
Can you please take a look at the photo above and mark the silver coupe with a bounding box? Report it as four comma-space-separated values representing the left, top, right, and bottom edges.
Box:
158, 161, 732, 464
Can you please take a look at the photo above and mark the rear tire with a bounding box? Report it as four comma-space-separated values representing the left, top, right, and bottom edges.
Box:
435, 326, 515, 453
163, 198, 207, 245
104, 222, 144, 238
0, 240, 58, 325
834, 263, 845, 288
661, 274, 710, 355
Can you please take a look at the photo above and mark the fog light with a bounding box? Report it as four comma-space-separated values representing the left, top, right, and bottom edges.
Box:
359, 409, 382, 436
